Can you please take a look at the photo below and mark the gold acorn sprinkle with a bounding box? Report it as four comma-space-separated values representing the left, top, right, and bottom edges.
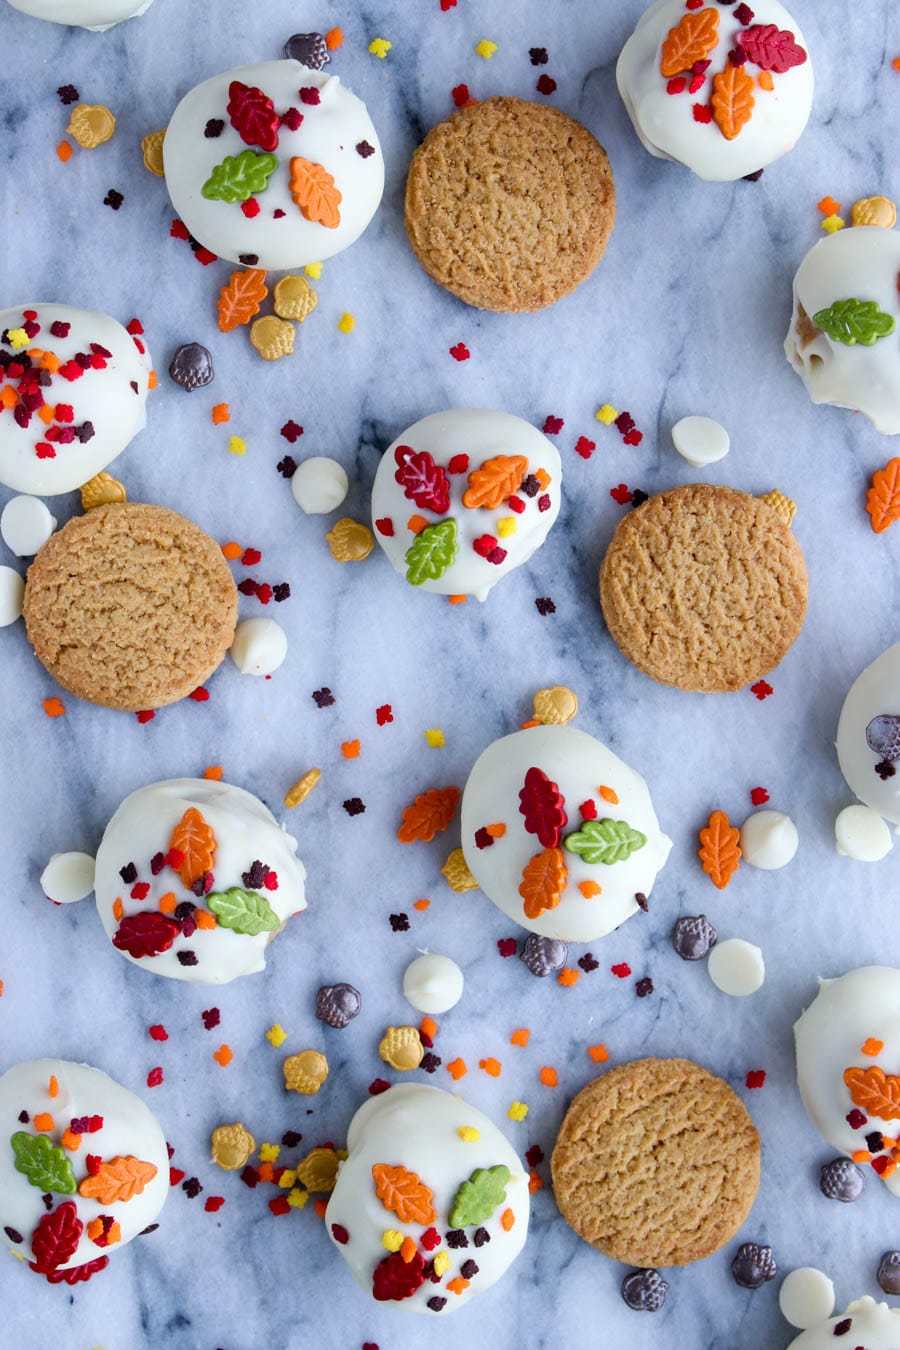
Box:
67, 104, 116, 149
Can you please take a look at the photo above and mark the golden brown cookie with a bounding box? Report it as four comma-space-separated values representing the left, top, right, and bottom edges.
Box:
551, 1057, 760, 1267
599, 484, 808, 693
404, 96, 616, 313
24, 502, 237, 711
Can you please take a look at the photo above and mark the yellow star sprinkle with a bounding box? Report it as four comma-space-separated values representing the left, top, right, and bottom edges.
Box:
228, 435, 246, 456
368, 38, 392, 59
259, 1143, 280, 1163
6, 329, 28, 351
821, 214, 845, 234
304, 261, 323, 279
287, 1187, 309, 1208
458, 1125, 481, 1142
266, 1024, 287, 1047
425, 729, 445, 748
497, 517, 517, 538
475, 39, 498, 58
433, 1251, 451, 1276
337, 312, 356, 334
382, 1229, 404, 1251
508, 1101, 529, 1122
278, 1169, 297, 1188
595, 403, 618, 425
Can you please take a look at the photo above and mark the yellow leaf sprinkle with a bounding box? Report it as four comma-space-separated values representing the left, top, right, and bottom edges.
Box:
258, 1143, 280, 1163
228, 435, 246, 456
6, 329, 28, 351
508, 1101, 529, 1122
304, 261, 323, 279
266, 1024, 287, 1047
278, 1169, 297, 1188
458, 1126, 480, 1142
497, 516, 516, 538
424, 728, 445, 748
821, 214, 845, 234
337, 312, 356, 334
475, 38, 498, 58
595, 403, 618, 425
382, 1229, 404, 1251
287, 1187, 309, 1208
433, 1251, 451, 1276
368, 38, 392, 58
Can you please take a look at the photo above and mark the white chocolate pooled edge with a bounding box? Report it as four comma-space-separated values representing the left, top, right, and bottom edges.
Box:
787, 1296, 900, 1348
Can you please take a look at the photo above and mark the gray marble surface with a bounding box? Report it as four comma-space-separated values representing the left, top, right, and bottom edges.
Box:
2, 1, 900, 1346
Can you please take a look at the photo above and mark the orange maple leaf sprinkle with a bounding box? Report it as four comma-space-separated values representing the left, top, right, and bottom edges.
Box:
397, 787, 460, 843
341, 740, 361, 759
557, 968, 580, 987
588, 1045, 610, 1063
446, 1058, 467, 1080
479, 1057, 502, 1077
578, 880, 602, 899
204, 765, 224, 780
214, 1044, 233, 1067
539, 1066, 558, 1087
698, 810, 741, 889
78, 1155, 157, 1203
217, 267, 269, 333
863, 1038, 885, 1057
42, 698, 65, 718
420, 1017, 438, 1039
510, 1029, 531, 1047
462, 455, 528, 510
500, 1208, 515, 1231
528, 1170, 544, 1193
221, 541, 243, 560
33, 1113, 54, 1132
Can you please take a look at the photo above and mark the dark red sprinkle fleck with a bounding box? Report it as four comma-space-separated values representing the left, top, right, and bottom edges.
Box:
204, 118, 225, 138
344, 797, 366, 816
578, 953, 599, 972
445, 1229, 468, 1248
148, 1025, 168, 1042
537, 494, 551, 512
743, 168, 765, 182
420, 1053, 441, 1074
635, 891, 649, 912
521, 474, 541, 497
277, 455, 297, 478
452, 84, 470, 108
535, 597, 556, 615
50, 321, 71, 339
614, 412, 635, 433
281, 1131, 302, 1148
57, 85, 79, 104
331, 1224, 349, 1244
147, 1067, 163, 1088
473, 1227, 491, 1247
240, 1166, 260, 1188
542, 416, 564, 435
529, 47, 549, 65
631, 490, 649, 508
119, 862, 137, 884
356, 140, 376, 158
734, 3, 754, 22
369, 1079, 391, 1096
525, 1144, 544, 1167
497, 938, 517, 958
846, 1109, 867, 1129
238, 254, 259, 267
751, 680, 773, 701
728, 46, 748, 65
103, 189, 124, 210
376, 704, 393, 725
474, 827, 494, 849
237, 578, 258, 597
313, 687, 335, 708
273, 583, 291, 602
536, 74, 557, 95
832, 1320, 851, 1337
281, 420, 303, 443
269, 1196, 290, 1216
4, 1226, 23, 1244
635, 977, 654, 997
427, 1297, 446, 1312
746, 1070, 766, 1089
867, 1130, 885, 1153
177, 951, 198, 966
389, 913, 409, 931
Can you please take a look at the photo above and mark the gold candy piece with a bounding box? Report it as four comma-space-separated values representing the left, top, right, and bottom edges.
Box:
326, 518, 374, 563
851, 195, 897, 229
378, 1026, 425, 1072
441, 847, 478, 893
273, 275, 319, 323
80, 471, 127, 511
284, 768, 322, 809
250, 316, 295, 362
141, 129, 166, 177
533, 686, 578, 726
210, 1122, 256, 1171
67, 104, 116, 150
295, 1146, 341, 1193
758, 489, 797, 528
284, 1049, 329, 1096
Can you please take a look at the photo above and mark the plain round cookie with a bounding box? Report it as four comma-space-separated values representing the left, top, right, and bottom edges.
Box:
551, 1058, 760, 1267
24, 503, 237, 710
599, 484, 808, 692
404, 97, 616, 313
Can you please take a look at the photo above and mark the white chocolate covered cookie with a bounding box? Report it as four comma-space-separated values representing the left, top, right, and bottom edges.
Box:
0, 305, 151, 495
795, 967, 900, 1198
5, 0, 153, 29
164, 60, 384, 269
326, 1085, 529, 1314
460, 724, 672, 942
370, 410, 562, 603
786, 228, 900, 434
0, 1059, 168, 1278
787, 1296, 900, 1348
617, 0, 813, 182
91, 778, 306, 984
836, 643, 900, 825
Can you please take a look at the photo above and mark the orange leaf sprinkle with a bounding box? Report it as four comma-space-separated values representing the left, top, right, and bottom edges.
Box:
289, 156, 342, 229
528, 1170, 544, 1193
407, 514, 428, 534
866, 459, 900, 534
448, 594, 467, 605
757, 70, 774, 91
221, 541, 243, 560
372, 1162, 437, 1225
578, 880, 602, 899
112, 898, 124, 922
38, 403, 54, 425
598, 785, 619, 804
397, 786, 460, 843
882, 1159, 898, 1178
557, 968, 580, 987
844, 1065, 900, 1120
485, 823, 506, 838
0, 387, 17, 409
217, 267, 269, 332
341, 739, 361, 759
462, 454, 529, 510
48, 1075, 58, 1099
42, 698, 65, 718
33, 1113, 54, 1132
852, 1149, 872, 1163
500, 1208, 515, 1231
447, 1057, 467, 1080
520, 719, 542, 729
257, 1162, 274, 1182
314, 1198, 328, 1217
698, 809, 741, 889
211, 404, 231, 425
817, 196, 841, 215
510, 1029, 531, 1047
479, 1057, 502, 1077
214, 1044, 233, 1067
325, 26, 343, 49
711, 62, 755, 141
519, 847, 567, 920
169, 807, 217, 888
204, 765, 223, 781
447, 1277, 470, 1296
539, 1066, 558, 1087
195, 910, 217, 930
148, 370, 157, 390
78, 1155, 158, 1204
660, 6, 719, 77
400, 1236, 417, 1264
158, 892, 176, 914
863, 1038, 885, 1057
535, 468, 551, 489
420, 1017, 438, 1039
61, 1128, 81, 1152
413, 898, 430, 911
588, 1044, 610, 1063
56, 141, 73, 162
40, 352, 60, 374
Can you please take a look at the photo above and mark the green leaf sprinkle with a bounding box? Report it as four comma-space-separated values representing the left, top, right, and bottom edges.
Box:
404, 519, 458, 587
10, 1132, 77, 1195
448, 1164, 510, 1228
206, 886, 280, 936
563, 817, 647, 866
201, 150, 279, 204
812, 298, 896, 347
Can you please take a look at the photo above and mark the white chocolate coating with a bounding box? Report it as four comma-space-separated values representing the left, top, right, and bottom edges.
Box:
707, 938, 765, 996
787, 1296, 900, 1348
0, 1059, 168, 1271
41, 852, 96, 904
326, 1085, 529, 1314
5, 0, 153, 29
0, 497, 56, 557
739, 809, 798, 869
291, 456, 349, 514
617, 0, 813, 181
371, 410, 562, 603
835, 804, 893, 862
671, 414, 730, 468
786, 228, 900, 435
164, 61, 384, 269
779, 1268, 835, 1330
836, 643, 900, 824
0, 567, 24, 627
229, 617, 288, 676
93, 778, 306, 985
460, 725, 672, 941
0, 304, 151, 495
795, 967, 900, 1198
402, 954, 464, 1014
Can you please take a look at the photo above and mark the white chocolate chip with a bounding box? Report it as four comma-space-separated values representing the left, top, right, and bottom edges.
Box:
40, 851, 96, 903
739, 810, 799, 870
402, 953, 464, 1014
778, 1267, 835, 1330
291, 456, 349, 514
671, 415, 730, 468
229, 618, 288, 677
0, 496, 56, 557
835, 804, 893, 861
707, 938, 765, 997
0, 565, 24, 626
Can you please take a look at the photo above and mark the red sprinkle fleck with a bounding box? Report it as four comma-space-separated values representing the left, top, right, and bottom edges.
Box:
376, 704, 393, 725
448, 453, 469, 475
452, 84, 470, 108
85, 1155, 102, 1176
131, 882, 150, 900
421, 1227, 441, 1250
543, 416, 564, 435
579, 799, 598, 820
126, 318, 144, 335
692, 103, 713, 123
667, 76, 687, 95
136, 710, 155, 724
374, 518, 394, 537
574, 436, 596, 460
148, 1025, 168, 1042
368, 1079, 391, 1096
686, 0, 704, 8
280, 420, 303, 442
204, 1196, 225, 1212
299, 87, 321, 106
497, 938, 517, 958
536, 74, 557, 95
147, 1068, 164, 1088
169, 1167, 185, 1186
508, 495, 525, 514
746, 1070, 766, 1089
240, 199, 261, 219
242, 548, 262, 566
751, 681, 773, 701
750, 787, 770, 806
873, 1155, 892, 1177
263, 871, 279, 891
194, 247, 218, 266
623, 429, 643, 446
846, 1109, 867, 1130
688, 72, 705, 94
170, 219, 190, 240
610, 484, 633, 505
269, 1196, 291, 1216
331, 1223, 349, 1244
611, 963, 632, 979
189, 687, 209, 702
449, 343, 470, 362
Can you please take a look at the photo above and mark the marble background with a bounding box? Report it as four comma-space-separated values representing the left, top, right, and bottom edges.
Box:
2, 0, 900, 1346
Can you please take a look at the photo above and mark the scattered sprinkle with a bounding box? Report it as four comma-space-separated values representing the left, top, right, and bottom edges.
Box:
266, 1025, 287, 1048
424, 729, 445, 747
475, 39, 498, 58
539, 1066, 558, 1088
746, 1069, 766, 1089
508, 1101, 529, 1121
213, 1045, 233, 1067
228, 436, 246, 456
337, 312, 356, 334
588, 1044, 610, 1063
368, 38, 392, 59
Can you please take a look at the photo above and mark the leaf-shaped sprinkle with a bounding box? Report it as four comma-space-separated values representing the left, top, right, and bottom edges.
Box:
201, 150, 279, 204
372, 1162, 437, 1225
289, 156, 342, 229
519, 767, 568, 849
397, 786, 460, 843
393, 445, 451, 514
866, 459, 900, 535
462, 455, 529, 511
31, 1201, 82, 1274
659, 7, 719, 78
226, 80, 280, 153
737, 23, 807, 73
813, 299, 896, 348
112, 911, 181, 960
843, 1066, 900, 1122
698, 810, 741, 889
372, 1249, 426, 1302
217, 268, 269, 333
10, 1132, 77, 1195
77, 1155, 158, 1206
169, 807, 216, 888
449, 1164, 510, 1228
404, 518, 458, 586
518, 847, 567, 920
563, 818, 647, 866
711, 62, 755, 141
206, 886, 280, 936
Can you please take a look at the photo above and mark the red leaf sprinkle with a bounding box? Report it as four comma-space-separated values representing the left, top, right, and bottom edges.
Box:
227, 80, 280, 152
